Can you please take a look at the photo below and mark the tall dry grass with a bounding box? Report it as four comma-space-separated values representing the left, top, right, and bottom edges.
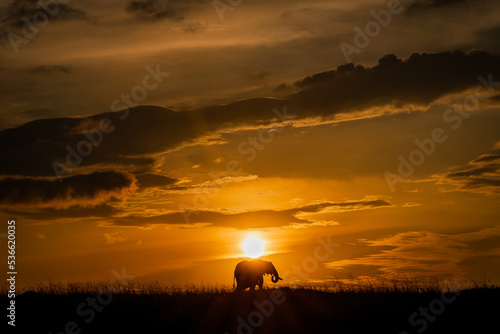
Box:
1, 276, 496, 297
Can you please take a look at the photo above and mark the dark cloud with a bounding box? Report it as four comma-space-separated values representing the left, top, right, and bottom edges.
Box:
0, 103, 285, 177
472, 154, 500, 164
1, 51, 500, 182
127, 0, 181, 21
135, 173, 178, 188
2, 204, 120, 221
440, 150, 500, 195
111, 209, 307, 229
0, 171, 137, 208
286, 199, 393, 214
288, 50, 500, 113
126, 0, 204, 21
0, 108, 162, 176
106, 198, 392, 228
448, 165, 498, 178
1, 0, 90, 30
462, 177, 500, 189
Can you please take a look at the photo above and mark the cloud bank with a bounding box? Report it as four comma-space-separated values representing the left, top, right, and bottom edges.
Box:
1, 50, 499, 212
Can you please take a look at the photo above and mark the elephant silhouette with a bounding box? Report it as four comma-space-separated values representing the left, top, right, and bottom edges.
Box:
233, 259, 283, 290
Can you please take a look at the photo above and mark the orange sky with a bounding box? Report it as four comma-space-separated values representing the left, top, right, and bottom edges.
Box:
1, 0, 500, 290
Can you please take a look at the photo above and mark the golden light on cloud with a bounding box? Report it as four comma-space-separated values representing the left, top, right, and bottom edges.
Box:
242, 235, 265, 258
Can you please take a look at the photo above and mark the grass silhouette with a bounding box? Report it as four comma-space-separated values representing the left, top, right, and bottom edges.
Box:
2, 278, 498, 333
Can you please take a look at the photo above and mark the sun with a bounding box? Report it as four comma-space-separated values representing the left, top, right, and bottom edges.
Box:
242, 235, 265, 258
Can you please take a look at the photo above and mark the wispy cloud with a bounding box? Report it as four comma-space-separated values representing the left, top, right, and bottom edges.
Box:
435, 150, 500, 195
326, 225, 500, 279
104, 231, 128, 245
103, 197, 392, 229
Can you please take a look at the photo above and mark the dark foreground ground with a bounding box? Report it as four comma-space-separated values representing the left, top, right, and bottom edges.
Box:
6, 287, 499, 334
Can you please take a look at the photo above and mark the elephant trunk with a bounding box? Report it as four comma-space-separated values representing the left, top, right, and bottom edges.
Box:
270, 266, 283, 283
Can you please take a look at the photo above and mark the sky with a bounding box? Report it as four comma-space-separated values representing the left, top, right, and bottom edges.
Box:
1, 0, 500, 289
